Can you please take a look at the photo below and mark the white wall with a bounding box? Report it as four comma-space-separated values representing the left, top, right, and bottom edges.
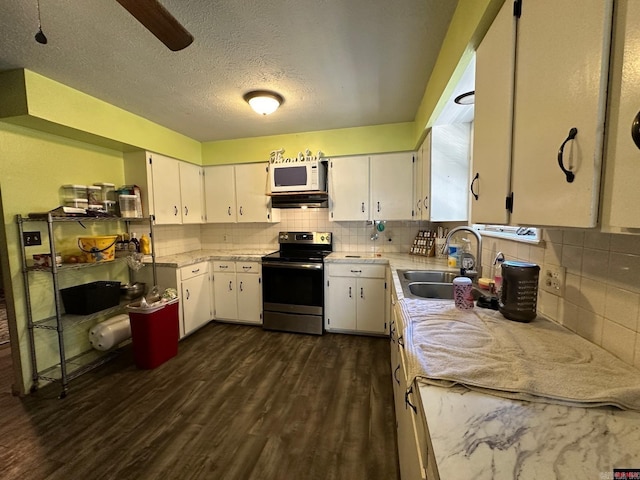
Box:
482, 229, 640, 370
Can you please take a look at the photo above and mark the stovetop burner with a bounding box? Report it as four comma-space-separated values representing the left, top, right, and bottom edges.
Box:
262, 231, 332, 263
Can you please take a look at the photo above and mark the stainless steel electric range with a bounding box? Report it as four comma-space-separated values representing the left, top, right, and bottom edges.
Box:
261, 232, 332, 335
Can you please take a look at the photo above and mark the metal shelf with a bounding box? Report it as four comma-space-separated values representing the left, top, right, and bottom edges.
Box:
17, 213, 156, 397
32, 299, 137, 330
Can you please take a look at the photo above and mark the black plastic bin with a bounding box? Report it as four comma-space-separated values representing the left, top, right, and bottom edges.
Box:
60, 281, 121, 315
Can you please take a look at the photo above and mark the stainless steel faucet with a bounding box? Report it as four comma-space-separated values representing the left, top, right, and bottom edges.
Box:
445, 226, 483, 277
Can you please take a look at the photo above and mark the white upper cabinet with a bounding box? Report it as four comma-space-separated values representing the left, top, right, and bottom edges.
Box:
329, 155, 370, 221
204, 164, 236, 223
472, 0, 613, 227
149, 153, 182, 224
204, 162, 278, 223
370, 152, 415, 221
413, 132, 431, 222
601, 0, 640, 231
235, 163, 274, 223
179, 161, 205, 224
329, 153, 414, 221
510, 0, 613, 227
123, 151, 203, 225
471, 0, 515, 225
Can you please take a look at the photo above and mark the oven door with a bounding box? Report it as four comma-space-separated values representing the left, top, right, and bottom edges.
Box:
262, 261, 323, 314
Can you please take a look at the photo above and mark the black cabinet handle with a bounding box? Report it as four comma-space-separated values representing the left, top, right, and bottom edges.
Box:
228, 281, 233, 291
239, 281, 243, 292
174, 205, 178, 216
389, 320, 396, 343
470, 172, 479, 200
405, 385, 417, 414
348, 286, 352, 298
394, 365, 400, 385
377, 201, 381, 212
360, 287, 364, 299
361, 202, 365, 213
398, 335, 404, 348
239, 206, 243, 216
557, 127, 577, 183
184, 206, 189, 216
186, 289, 190, 300
228, 206, 232, 216
632, 111, 640, 149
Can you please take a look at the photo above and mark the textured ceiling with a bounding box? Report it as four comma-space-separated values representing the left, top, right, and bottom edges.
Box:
0, 0, 458, 142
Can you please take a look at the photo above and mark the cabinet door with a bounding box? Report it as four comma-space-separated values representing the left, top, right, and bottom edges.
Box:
430, 124, 471, 222
370, 152, 414, 221
204, 165, 236, 223
603, 0, 640, 229
329, 156, 370, 221
510, 0, 612, 227
213, 272, 238, 320
326, 276, 357, 330
415, 132, 432, 221
356, 278, 386, 334
471, 0, 515, 225
237, 272, 262, 324
182, 274, 211, 335
235, 163, 271, 223
151, 153, 182, 224
179, 162, 204, 224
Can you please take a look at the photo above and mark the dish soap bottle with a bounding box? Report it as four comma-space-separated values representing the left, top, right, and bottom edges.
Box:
139, 233, 151, 255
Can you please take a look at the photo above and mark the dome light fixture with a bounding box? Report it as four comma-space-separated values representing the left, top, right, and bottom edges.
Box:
243, 90, 284, 115
454, 90, 475, 105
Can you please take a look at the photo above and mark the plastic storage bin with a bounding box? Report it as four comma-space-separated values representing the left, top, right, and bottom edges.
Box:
118, 194, 138, 218
127, 299, 179, 369
60, 281, 121, 315
62, 184, 88, 201
93, 182, 116, 202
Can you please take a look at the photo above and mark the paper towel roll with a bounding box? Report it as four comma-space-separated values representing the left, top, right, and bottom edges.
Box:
89, 314, 131, 351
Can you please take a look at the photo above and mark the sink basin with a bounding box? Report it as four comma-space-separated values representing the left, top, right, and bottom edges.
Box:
406, 282, 484, 301
408, 282, 454, 299
400, 270, 458, 283
397, 269, 482, 300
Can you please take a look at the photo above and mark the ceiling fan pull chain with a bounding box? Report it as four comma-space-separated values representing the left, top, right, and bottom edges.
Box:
34, 0, 48, 44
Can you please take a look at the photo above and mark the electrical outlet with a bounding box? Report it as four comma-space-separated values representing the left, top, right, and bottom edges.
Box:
541, 264, 566, 296
23, 231, 42, 246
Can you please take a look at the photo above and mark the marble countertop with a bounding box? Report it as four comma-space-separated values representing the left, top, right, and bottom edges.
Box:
151, 249, 277, 268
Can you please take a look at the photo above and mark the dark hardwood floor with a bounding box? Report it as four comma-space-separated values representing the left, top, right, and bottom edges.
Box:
0, 323, 399, 480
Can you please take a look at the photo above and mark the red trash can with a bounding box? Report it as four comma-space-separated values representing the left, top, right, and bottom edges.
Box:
127, 299, 179, 369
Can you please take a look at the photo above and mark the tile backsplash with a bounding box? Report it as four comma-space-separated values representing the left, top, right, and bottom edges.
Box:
482, 229, 640, 370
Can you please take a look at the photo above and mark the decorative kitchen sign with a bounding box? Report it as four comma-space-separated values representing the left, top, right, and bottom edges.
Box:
270, 148, 323, 164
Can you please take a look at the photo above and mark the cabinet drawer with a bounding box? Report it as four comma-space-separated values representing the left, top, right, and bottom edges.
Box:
212, 261, 236, 273
181, 261, 209, 281
236, 261, 260, 274
328, 263, 386, 278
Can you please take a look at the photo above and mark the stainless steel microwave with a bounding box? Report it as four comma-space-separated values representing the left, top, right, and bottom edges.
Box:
270, 160, 327, 193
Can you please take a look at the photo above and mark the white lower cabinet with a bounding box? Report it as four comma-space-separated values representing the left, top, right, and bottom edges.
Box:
212, 261, 262, 324
391, 284, 432, 480
151, 261, 212, 339
325, 263, 389, 335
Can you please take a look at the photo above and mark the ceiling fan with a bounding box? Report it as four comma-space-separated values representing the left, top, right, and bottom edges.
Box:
115, 0, 194, 51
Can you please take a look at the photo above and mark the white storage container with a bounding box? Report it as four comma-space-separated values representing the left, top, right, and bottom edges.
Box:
119, 194, 138, 218
93, 182, 116, 202
62, 184, 88, 201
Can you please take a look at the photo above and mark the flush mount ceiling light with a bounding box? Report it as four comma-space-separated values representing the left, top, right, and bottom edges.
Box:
243, 91, 284, 115
454, 91, 475, 105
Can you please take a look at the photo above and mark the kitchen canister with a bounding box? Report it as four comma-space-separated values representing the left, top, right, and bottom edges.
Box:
453, 276, 474, 310
499, 261, 540, 322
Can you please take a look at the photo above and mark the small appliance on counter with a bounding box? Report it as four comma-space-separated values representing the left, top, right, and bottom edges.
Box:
498, 261, 540, 322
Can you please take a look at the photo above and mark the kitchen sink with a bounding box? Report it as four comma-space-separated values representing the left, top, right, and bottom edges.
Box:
400, 270, 458, 283
397, 269, 482, 300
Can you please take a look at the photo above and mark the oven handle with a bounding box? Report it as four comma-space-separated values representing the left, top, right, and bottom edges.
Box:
263, 261, 323, 270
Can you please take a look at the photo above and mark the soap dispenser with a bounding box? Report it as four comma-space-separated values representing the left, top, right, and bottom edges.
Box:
492, 252, 505, 295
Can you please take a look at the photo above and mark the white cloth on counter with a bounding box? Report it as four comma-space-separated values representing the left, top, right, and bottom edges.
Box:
401, 299, 640, 411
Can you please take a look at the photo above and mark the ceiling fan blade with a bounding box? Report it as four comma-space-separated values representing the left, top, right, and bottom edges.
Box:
115, 0, 193, 51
